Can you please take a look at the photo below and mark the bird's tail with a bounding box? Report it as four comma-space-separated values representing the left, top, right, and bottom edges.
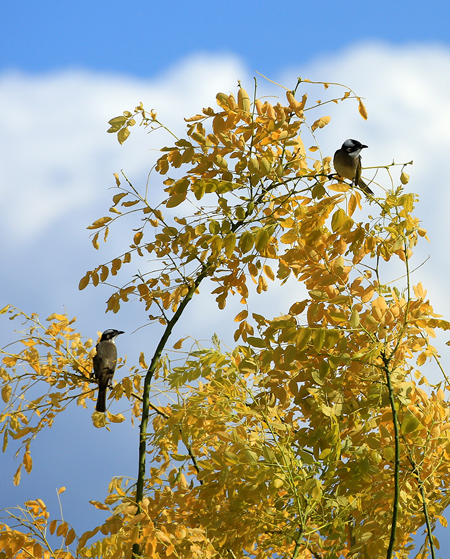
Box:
357, 178, 374, 196
96, 388, 107, 412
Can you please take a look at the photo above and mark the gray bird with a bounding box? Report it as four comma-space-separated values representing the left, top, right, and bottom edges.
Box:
333, 139, 373, 196
92, 329, 124, 412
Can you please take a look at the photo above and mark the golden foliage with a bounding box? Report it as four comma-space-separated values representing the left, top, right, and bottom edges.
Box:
1, 78, 447, 559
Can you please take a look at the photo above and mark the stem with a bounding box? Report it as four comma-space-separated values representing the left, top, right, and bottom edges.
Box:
384, 356, 400, 559
291, 526, 304, 559
132, 263, 211, 558
407, 451, 436, 559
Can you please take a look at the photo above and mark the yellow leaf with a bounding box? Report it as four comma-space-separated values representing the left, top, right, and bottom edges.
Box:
328, 310, 347, 323
296, 328, 311, 351
349, 308, 360, 328
273, 477, 284, 489
139, 352, 148, 368
331, 208, 352, 233
184, 113, 205, 122
358, 99, 368, 120
329, 181, 350, 193
248, 158, 260, 174
89, 500, 110, 510
247, 337, 266, 348
401, 412, 421, 435
289, 300, 308, 315
313, 329, 326, 352
58, 487, 66, 495
286, 90, 301, 110
224, 232, 236, 258
298, 93, 308, 110
108, 115, 127, 130
112, 192, 127, 205
191, 131, 205, 144
239, 231, 254, 253
311, 116, 330, 132
399, 193, 414, 212
383, 446, 395, 462
264, 265, 274, 281
257, 275, 268, 293
400, 172, 410, 185
216, 92, 229, 109
108, 413, 126, 423
134, 231, 143, 245
65, 528, 76, 546
259, 157, 271, 176
255, 227, 270, 252
111, 258, 122, 275
2, 384, 11, 403
348, 193, 357, 217
117, 126, 130, 144
166, 191, 187, 208
237, 87, 251, 112
361, 285, 374, 303
234, 310, 248, 322
92, 231, 99, 250
319, 448, 332, 460
122, 199, 140, 207
13, 464, 22, 486
23, 451, 33, 474
56, 522, 69, 536
173, 338, 187, 350
235, 206, 246, 220
417, 352, 427, 366
280, 228, 298, 244
78, 273, 90, 291
87, 216, 112, 230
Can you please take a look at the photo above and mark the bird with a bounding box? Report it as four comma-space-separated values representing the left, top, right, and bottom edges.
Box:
92, 329, 124, 412
333, 139, 373, 196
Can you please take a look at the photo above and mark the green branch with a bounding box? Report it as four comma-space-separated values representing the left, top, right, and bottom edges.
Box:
132, 263, 211, 558
384, 355, 400, 559
407, 451, 436, 559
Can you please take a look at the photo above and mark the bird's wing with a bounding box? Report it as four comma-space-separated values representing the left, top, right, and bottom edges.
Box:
354, 156, 362, 186
355, 156, 373, 196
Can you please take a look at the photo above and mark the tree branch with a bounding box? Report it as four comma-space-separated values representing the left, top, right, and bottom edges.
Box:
132, 263, 211, 558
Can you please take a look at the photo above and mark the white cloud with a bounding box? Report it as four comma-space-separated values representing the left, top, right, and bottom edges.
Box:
0, 54, 247, 243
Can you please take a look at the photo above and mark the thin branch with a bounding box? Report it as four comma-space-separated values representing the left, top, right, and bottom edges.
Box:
406, 449, 436, 559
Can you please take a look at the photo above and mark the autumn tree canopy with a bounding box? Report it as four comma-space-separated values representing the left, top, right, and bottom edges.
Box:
1, 76, 449, 559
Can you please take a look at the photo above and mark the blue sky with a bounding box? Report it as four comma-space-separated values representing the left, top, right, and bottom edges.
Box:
2, 0, 449, 77
2, 0, 450, 555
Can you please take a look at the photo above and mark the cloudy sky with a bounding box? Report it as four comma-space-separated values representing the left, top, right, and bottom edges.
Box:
2, 0, 450, 553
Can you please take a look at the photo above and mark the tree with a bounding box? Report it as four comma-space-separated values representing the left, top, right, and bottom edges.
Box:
1, 77, 449, 559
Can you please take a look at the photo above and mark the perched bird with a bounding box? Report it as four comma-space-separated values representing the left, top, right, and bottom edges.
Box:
92, 329, 124, 412
333, 139, 373, 196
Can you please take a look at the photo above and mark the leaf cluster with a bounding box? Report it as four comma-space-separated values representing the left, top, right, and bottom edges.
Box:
1, 79, 449, 559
